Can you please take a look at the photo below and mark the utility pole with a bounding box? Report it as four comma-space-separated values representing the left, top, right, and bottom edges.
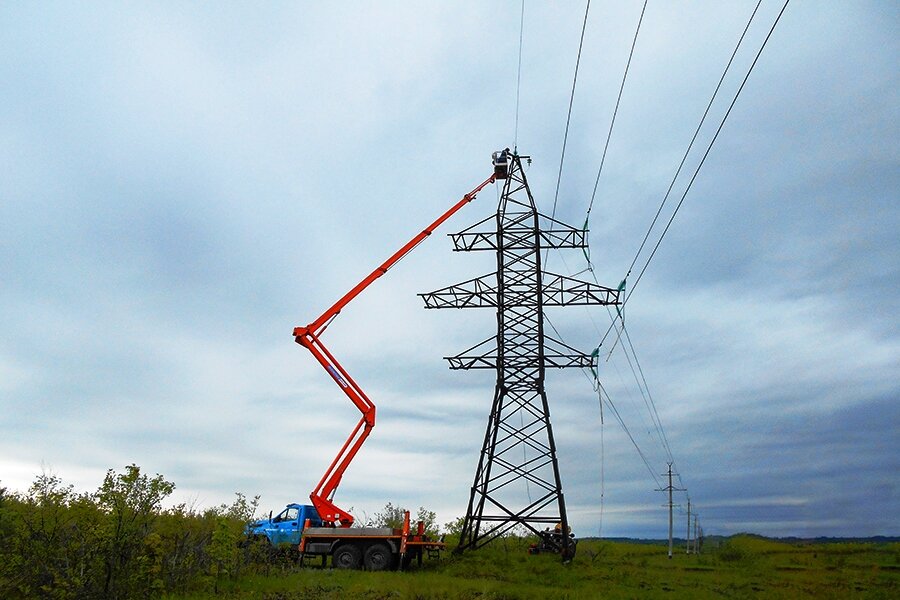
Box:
657, 462, 685, 559
694, 514, 700, 555
686, 498, 692, 554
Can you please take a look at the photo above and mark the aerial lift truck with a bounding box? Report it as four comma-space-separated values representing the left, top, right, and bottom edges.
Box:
280, 151, 510, 569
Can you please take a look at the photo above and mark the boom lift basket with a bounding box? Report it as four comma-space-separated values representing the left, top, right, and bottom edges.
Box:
492, 149, 511, 179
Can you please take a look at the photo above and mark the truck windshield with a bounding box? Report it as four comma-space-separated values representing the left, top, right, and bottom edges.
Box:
274, 507, 299, 522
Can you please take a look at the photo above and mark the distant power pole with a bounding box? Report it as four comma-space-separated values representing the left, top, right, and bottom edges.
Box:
657, 462, 685, 559
694, 514, 700, 555
686, 498, 692, 554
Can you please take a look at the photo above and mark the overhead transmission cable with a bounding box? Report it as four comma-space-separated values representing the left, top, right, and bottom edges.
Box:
550, 0, 591, 224
574, 1, 780, 510
545, 0, 792, 522
545, 248, 674, 492
543, 0, 671, 513
555, 0, 672, 490
514, 0, 525, 152
624, 0, 791, 305
553, 247, 673, 494
590, 0, 792, 351
552, 248, 672, 480
598, 381, 662, 489
547, 313, 662, 491
580, 1, 790, 507
622, 324, 674, 461
572, 0, 649, 354
585, 0, 648, 220
605, 334, 667, 460
579, 366, 662, 490
605, 305, 673, 462
598, 388, 606, 537
625, 0, 763, 280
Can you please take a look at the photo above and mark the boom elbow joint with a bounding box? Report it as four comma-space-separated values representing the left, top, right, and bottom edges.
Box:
293, 326, 311, 345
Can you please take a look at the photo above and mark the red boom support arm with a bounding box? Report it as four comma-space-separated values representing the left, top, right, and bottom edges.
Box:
294, 173, 496, 527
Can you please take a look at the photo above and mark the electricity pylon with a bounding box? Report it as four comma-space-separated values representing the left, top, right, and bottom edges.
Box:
420, 151, 621, 559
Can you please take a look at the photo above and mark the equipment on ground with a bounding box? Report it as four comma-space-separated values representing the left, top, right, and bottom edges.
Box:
528, 523, 577, 560
244, 504, 440, 570
246, 504, 321, 547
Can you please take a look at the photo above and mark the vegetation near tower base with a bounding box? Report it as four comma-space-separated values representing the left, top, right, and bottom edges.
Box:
2, 467, 897, 599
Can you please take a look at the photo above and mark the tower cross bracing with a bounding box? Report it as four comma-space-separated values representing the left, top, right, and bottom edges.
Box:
420, 153, 621, 557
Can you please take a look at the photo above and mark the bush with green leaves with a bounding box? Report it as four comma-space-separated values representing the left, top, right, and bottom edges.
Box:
371, 502, 439, 537
0, 466, 264, 599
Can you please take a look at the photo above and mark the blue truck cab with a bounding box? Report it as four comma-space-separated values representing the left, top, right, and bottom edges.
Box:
246, 503, 322, 546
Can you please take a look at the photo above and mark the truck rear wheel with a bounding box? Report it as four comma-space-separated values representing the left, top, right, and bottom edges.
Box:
363, 543, 393, 571
332, 543, 362, 569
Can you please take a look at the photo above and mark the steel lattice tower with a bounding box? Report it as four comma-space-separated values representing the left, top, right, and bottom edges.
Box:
420, 153, 621, 556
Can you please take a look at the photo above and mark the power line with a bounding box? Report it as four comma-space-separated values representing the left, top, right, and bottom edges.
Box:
551, 236, 676, 492
625, 0, 791, 304
541, 0, 671, 474
625, 0, 763, 279
548, 225, 675, 510
553, 253, 681, 521
550, 0, 591, 222
542, 1, 791, 534
597, 378, 662, 489
586, 0, 648, 217
621, 323, 673, 462
552, 0, 787, 540
542, 0, 673, 500
601, 315, 666, 459
514, 0, 525, 152
546, 313, 659, 488
582, 0, 791, 531
592, 0, 791, 348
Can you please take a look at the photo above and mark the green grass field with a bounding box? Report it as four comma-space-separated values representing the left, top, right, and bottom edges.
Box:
166, 535, 899, 600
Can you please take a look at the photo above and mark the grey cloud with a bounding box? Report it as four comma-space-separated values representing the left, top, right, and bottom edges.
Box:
1, 2, 896, 539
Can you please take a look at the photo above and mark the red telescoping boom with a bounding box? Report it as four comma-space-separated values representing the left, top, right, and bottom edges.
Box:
294, 172, 497, 527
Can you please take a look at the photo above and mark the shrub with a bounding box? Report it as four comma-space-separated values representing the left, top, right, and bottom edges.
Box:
0, 466, 264, 599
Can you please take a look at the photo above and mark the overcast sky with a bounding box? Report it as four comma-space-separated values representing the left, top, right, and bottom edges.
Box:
1, 1, 897, 539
